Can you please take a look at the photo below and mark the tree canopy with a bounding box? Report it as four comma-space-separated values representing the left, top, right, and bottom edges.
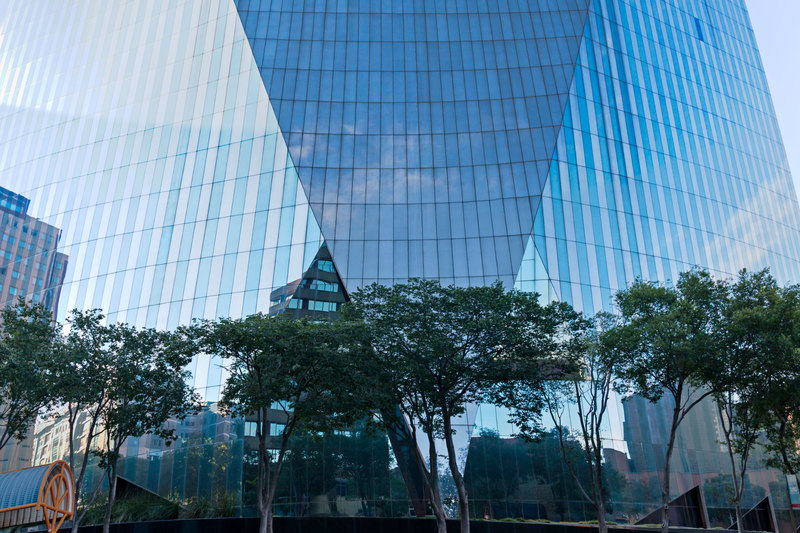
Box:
345, 278, 568, 533
95, 323, 199, 533
606, 270, 727, 533
0, 265, 799, 533
200, 313, 378, 533
0, 299, 59, 451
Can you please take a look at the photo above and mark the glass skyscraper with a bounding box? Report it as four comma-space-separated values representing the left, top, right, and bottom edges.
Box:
1, 0, 799, 524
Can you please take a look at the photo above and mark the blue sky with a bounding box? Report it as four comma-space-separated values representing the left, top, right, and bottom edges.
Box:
746, 0, 800, 201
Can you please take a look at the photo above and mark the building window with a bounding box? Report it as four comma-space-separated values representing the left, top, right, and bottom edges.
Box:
309, 300, 337, 312
315, 260, 335, 273
303, 279, 339, 292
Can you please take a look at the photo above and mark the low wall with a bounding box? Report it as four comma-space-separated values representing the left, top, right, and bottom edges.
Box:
75, 517, 722, 533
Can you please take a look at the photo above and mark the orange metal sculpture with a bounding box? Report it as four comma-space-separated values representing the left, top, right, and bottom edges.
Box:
0, 461, 75, 533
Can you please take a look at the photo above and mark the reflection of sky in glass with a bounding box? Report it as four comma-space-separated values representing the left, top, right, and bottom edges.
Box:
473, 392, 629, 456
0, 1, 324, 340
236, 0, 592, 289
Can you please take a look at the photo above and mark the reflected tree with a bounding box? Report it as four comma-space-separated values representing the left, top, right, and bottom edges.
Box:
463, 429, 624, 522
541, 313, 618, 533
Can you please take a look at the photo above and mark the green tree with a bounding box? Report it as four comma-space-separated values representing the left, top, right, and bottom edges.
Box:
0, 299, 59, 454
201, 314, 376, 533
45, 309, 119, 533
96, 324, 198, 533
712, 271, 800, 529
740, 280, 800, 478
345, 279, 558, 533
607, 270, 725, 533
709, 270, 778, 533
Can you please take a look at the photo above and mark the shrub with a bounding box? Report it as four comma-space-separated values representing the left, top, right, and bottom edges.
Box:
78, 491, 240, 524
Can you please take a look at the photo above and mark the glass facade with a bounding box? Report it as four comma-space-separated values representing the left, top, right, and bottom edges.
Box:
2, 0, 800, 524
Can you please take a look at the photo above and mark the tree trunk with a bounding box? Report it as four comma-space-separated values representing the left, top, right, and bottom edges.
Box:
73, 407, 103, 533
597, 502, 607, 533
733, 502, 745, 533
258, 410, 273, 533
68, 409, 79, 533
259, 502, 273, 533
426, 432, 448, 533
431, 488, 447, 533
661, 412, 680, 533
661, 448, 672, 533
594, 450, 608, 533
443, 414, 469, 533
592, 417, 608, 533
102, 466, 118, 533
68, 407, 76, 473
72, 505, 82, 533
258, 478, 272, 533
719, 404, 744, 533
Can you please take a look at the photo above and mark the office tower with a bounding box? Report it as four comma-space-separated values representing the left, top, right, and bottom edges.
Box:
0, 186, 67, 314
1, 0, 798, 519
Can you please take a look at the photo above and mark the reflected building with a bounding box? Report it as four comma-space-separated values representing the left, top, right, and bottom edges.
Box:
620, 395, 728, 507
31, 407, 97, 468
269, 244, 349, 318
0, 186, 67, 313
1, 0, 800, 521
0, 185, 67, 472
